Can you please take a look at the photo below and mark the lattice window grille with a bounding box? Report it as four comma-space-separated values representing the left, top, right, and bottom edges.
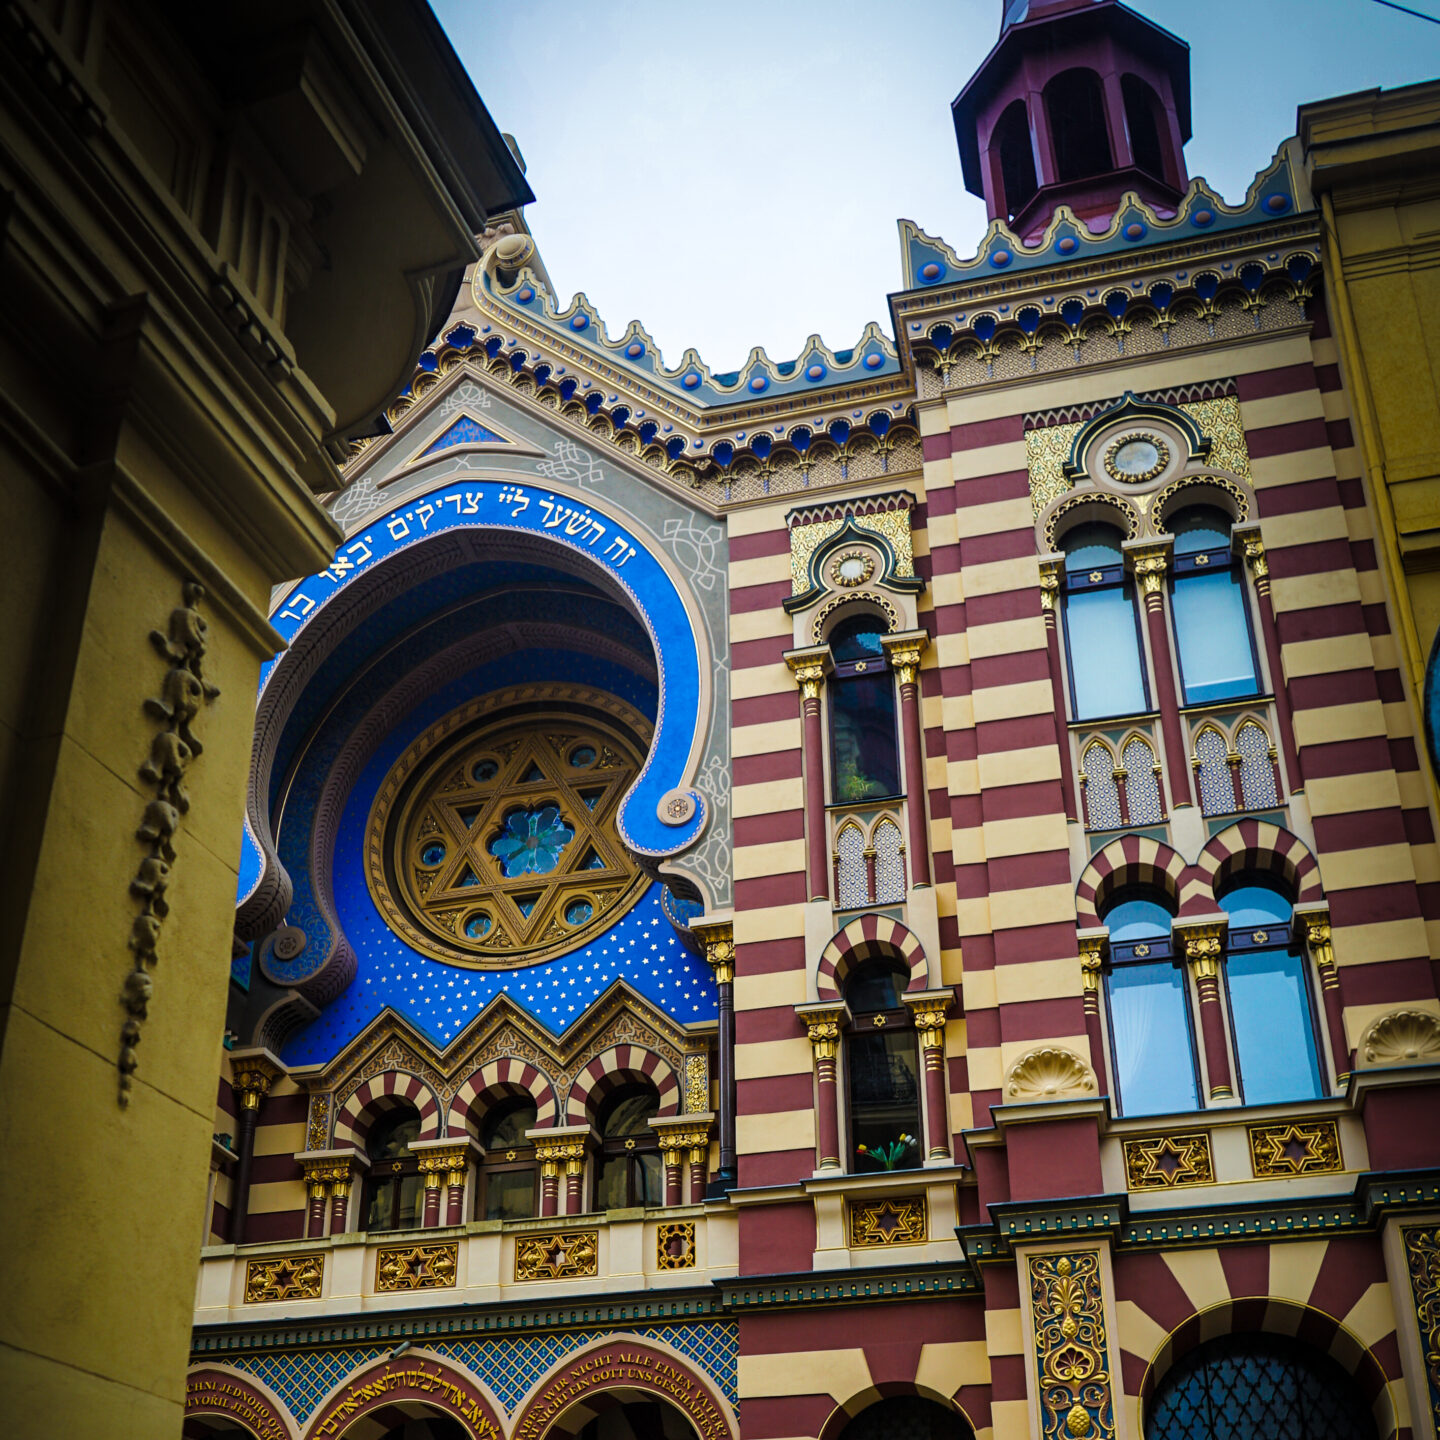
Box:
1235, 721, 1279, 809
1081, 741, 1122, 830
1122, 737, 1164, 824
836, 824, 870, 908
1194, 727, 1233, 816
872, 819, 906, 904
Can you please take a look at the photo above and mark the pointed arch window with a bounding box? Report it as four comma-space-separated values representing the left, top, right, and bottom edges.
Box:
1081, 740, 1123, 830
872, 820, 906, 904
1101, 892, 1200, 1117
1235, 720, 1280, 808
1220, 882, 1324, 1105
1121, 736, 1165, 824
477, 1097, 537, 1221
835, 823, 869, 908
828, 616, 900, 803
844, 961, 922, 1173
1193, 725, 1234, 816
1060, 525, 1149, 721
362, 1108, 423, 1233
1168, 507, 1261, 705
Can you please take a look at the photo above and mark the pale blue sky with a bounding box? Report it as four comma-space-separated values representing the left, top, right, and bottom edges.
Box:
433, 0, 1439, 373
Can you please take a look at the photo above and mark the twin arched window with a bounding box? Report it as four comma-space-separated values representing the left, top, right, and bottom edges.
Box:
594, 1084, 662, 1210
835, 817, 906, 908
828, 615, 901, 803
362, 1108, 423, 1232
845, 961, 923, 1173
1080, 734, 1165, 831
1194, 718, 1280, 816
477, 1097, 537, 1221
1102, 878, 1324, 1116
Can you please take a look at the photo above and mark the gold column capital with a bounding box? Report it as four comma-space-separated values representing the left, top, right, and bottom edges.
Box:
1128, 543, 1170, 596
796, 1002, 848, 1060
881, 630, 929, 685
1038, 557, 1062, 613
902, 989, 951, 1047
692, 919, 735, 985
230, 1048, 285, 1110
1078, 929, 1108, 992
785, 645, 831, 699
649, 1114, 714, 1168
1175, 919, 1227, 980
528, 1126, 591, 1179
1294, 902, 1333, 965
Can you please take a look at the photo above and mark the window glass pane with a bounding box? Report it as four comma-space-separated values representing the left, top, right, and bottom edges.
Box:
1169, 505, 1231, 557
831, 673, 900, 801
1219, 884, 1291, 929
1228, 949, 1324, 1104
836, 825, 869, 908
845, 963, 906, 1014
1105, 897, 1172, 941
1173, 569, 1258, 704
1107, 962, 1199, 1115
596, 1156, 629, 1211
1122, 737, 1164, 823
484, 1169, 535, 1221
1063, 523, 1124, 574
482, 1099, 537, 1148
848, 1030, 922, 1171
367, 1110, 421, 1159
365, 1179, 395, 1231
873, 820, 905, 903
396, 1174, 421, 1230
601, 1088, 660, 1137
1081, 742, 1122, 830
1063, 587, 1147, 719
636, 1152, 664, 1207
829, 615, 888, 663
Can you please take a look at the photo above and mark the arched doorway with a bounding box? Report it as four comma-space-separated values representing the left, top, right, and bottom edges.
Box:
834, 1396, 974, 1440
185, 1366, 295, 1440
549, 1394, 701, 1439
301, 1352, 505, 1440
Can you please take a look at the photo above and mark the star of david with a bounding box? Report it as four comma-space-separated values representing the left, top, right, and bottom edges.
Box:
1148, 1139, 1190, 1183
872, 1204, 905, 1238
544, 1240, 569, 1269
270, 1261, 296, 1291
1269, 1125, 1317, 1171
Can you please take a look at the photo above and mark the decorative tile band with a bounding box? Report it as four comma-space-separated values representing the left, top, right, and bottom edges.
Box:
244, 1253, 324, 1304
376, 1242, 459, 1292
1247, 1119, 1342, 1177
849, 1194, 928, 1248
1123, 1132, 1215, 1190
515, 1229, 600, 1281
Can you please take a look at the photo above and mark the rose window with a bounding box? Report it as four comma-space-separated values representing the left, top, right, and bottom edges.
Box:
366, 699, 651, 968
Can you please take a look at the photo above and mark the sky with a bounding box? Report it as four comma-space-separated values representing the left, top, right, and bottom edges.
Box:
433, 0, 1440, 375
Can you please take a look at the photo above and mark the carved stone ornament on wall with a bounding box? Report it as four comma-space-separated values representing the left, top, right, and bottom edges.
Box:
1005, 1047, 1097, 1103
120, 581, 220, 1105
685, 1053, 710, 1113
514, 1229, 599, 1281
1247, 1119, 1343, 1177
376, 1242, 458, 1292
1122, 1132, 1214, 1190
1358, 1009, 1440, 1068
849, 1194, 928, 1247
1028, 1251, 1117, 1440
656, 1220, 697, 1270
1402, 1225, 1440, 1431
243, 1252, 324, 1303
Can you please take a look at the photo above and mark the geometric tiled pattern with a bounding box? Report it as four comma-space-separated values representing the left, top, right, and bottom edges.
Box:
222, 1320, 738, 1422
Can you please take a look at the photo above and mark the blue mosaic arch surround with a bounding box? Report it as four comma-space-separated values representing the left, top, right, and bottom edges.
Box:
237, 478, 710, 914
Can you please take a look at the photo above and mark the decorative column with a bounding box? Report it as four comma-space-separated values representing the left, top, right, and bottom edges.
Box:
785, 646, 833, 903
228, 1049, 284, 1245
1128, 541, 1194, 809
529, 1126, 591, 1217
1039, 558, 1080, 822
694, 920, 736, 1187
903, 990, 953, 1162
1296, 903, 1350, 1087
1176, 919, 1234, 1101
411, 1139, 478, 1227
649, 1115, 715, 1206
882, 630, 932, 888
329, 1152, 366, 1235
796, 1001, 849, 1172
298, 1157, 330, 1239
1077, 930, 1111, 1098
1238, 528, 1303, 790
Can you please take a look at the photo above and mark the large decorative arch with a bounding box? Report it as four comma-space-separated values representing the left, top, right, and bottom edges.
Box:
185, 1366, 296, 1440
818, 1387, 978, 1440
1197, 818, 1324, 906
1074, 834, 1190, 926
565, 1043, 682, 1124
509, 1334, 739, 1440
332, 1069, 443, 1150
300, 1349, 505, 1440
446, 1057, 559, 1139
816, 915, 929, 999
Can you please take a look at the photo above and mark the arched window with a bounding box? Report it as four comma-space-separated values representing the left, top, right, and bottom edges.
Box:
1102, 891, 1200, 1117
1121, 74, 1167, 182
845, 960, 922, 1173
1219, 881, 1324, 1105
993, 98, 1038, 221
1081, 739, 1122, 830
1193, 724, 1235, 816
594, 1084, 662, 1210
1061, 524, 1149, 721
837, 1395, 975, 1439
1149, 1334, 1378, 1440
1045, 69, 1113, 183
1236, 720, 1280, 808
1168, 507, 1261, 705
476, 1096, 538, 1221
828, 614, 900, 803
1122, 735, 1165, 823
873, 819, 906, 903
835, 822, 869, 908
361, 1108, 422, 1232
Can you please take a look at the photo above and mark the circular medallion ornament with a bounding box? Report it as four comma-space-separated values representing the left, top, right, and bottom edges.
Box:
1103, 431, 1170, 484
830, 550, 875, 588
367, 699, 653, 968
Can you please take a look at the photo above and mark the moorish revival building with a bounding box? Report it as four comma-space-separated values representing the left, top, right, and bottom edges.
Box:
187, 4, 1440, 1439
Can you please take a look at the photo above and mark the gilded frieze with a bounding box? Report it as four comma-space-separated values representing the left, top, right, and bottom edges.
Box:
1247, 1119, 1342, 1177
1028, 1251, 1116, 1440
1122, 1132, 1215, 1191
515, 1229, 600, 1281
244, 1253, 324, 1304
376, 1242, 458, 1292
789, 501, 915, 595
1402, 1225, 1440, 1431
849, 1195, 928, 1248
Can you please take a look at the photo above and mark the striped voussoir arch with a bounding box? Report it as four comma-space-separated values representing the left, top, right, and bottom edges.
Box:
815, 914, 927, 1000
1074, 835, 1191, 926
1196, 819, 1324, 906
333, 1069, 442, 1149
445, 1056, 559, 1137
565, 1044, 681, 1124
1115, 1237, 1406, 1440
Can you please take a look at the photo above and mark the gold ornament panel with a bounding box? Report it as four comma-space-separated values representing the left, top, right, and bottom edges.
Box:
1028, 1251, 1116, 1440
1247, 1119, 1343, 1177
849, 1194, 928, 1247
1402, 1225, 1440, 1431
244, 1253, 324, 1304
515, 1229, 600, 1281
1123, 1132, 1215, 1190
376, 1242, 459, 1292
657, 1221, 698, 1270
367, 695, 653, 968
790, 507, 915, 595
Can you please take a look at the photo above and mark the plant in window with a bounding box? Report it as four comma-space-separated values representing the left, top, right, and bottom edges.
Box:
856, 1134, 918, 1170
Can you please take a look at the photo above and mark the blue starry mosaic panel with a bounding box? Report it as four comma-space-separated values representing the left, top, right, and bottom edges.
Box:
420, 415, 508, 456
223, 1320, 738, 1422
